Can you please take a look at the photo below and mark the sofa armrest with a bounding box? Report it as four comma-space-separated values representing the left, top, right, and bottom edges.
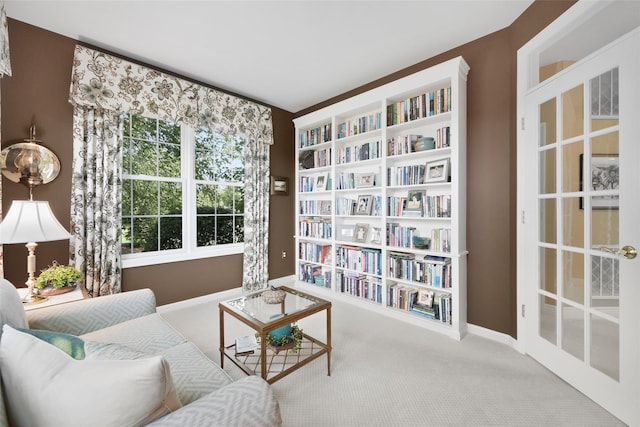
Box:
26, 289, 157, 336
145, 376, 282, 427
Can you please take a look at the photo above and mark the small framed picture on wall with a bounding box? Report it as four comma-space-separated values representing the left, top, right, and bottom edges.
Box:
270, 176, 289, 195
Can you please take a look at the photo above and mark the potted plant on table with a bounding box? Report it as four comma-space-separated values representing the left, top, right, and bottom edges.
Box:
35, 261, 82, 296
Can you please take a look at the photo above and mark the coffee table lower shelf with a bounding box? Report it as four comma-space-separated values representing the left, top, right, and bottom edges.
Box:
224, 334, 329, 384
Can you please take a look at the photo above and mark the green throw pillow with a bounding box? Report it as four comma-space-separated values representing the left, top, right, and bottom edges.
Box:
17, 328, 85, 360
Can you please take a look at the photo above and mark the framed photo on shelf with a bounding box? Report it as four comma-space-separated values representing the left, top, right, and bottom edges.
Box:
320, 200, 332, 215
425, 158, 450, 183
353, 223, 369, 243
579, 154, 619, 210
370, 227, 381, 244
338, 225, 355, 240
315, 173, 328, 191
270, 176, 289, 196
355, 195, 373, 215
416, 289, 435, 308
355, 172, 375, 188
403, 190, 424, 216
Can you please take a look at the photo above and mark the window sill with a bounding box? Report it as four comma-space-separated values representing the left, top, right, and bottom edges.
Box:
122, 243, 244, 269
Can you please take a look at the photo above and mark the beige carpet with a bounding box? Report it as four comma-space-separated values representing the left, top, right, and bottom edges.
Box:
159, 287, 624, 427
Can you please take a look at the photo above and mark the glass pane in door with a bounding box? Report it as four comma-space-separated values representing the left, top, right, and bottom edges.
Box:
590, 313, 619, 380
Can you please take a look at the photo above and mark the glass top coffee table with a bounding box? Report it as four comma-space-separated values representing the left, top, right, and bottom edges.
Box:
219, 286, 332, 383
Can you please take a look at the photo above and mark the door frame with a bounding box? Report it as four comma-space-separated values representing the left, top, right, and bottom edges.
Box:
516, 0, 635, 352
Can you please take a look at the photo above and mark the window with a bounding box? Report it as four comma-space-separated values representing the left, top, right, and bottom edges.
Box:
121, 114, 245, 267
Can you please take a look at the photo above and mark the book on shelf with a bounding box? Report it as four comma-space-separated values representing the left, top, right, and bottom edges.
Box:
235, 334, 257, 356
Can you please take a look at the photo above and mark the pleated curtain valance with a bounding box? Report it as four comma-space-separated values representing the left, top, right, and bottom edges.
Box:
69, 45, 273, 145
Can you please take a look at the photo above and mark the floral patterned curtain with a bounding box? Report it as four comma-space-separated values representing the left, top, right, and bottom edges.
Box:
70, 106, 123, 296
69, 45, 273, 295
0, 0, 12, 278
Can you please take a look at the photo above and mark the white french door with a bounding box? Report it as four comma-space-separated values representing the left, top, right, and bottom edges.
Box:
522, 29, 639, 425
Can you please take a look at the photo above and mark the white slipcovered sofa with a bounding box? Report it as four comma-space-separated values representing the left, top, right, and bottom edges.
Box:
0, 278, 281, 427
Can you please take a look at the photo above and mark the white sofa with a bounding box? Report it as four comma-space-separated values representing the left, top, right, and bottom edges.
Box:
0, 278, 281, 427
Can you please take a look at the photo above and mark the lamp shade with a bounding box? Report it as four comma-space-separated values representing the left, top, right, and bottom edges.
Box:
0, 200, 70, 243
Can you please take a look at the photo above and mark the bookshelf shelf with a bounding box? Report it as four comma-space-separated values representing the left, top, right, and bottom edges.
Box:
294, 56, 469, 340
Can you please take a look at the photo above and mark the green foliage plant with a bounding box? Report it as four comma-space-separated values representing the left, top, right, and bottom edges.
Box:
255, 324, 304, 353
35, 262, 82, 289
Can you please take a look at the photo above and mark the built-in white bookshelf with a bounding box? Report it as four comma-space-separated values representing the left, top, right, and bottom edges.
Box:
294, 56, 469, 339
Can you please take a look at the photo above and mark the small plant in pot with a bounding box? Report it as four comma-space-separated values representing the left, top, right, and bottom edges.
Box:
35, 261, 82, 296
255, 324, 304, 353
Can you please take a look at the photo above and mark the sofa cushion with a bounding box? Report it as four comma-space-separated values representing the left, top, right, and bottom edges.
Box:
81, 312, 186, 353
0, 279, 27, 340
159, 342, 233, 405
17, 327, 85, 359
83, 340, 233, 406
0, 325, 181, 427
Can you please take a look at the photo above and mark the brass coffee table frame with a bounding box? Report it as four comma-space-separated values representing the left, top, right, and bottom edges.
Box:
219, 286, 332, 384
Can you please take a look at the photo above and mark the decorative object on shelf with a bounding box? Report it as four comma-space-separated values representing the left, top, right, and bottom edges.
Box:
298, 150, 315, 169
355, 195, 373, 215
353, 223, 369, 243
35, 261, 82, 296
270, 176, 289, 196
0, 201, 71, 304
257, 323, 304, 353
0, 124, 61, 199
412, 236, 431, 249
425, 158, 450, 183
354, 172, 375, 188
414, 136, 435, 152
261, 286, 286, 304
338, 225, 355, 240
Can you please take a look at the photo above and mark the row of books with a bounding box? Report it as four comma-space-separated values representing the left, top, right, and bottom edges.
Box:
299, 263, 332, 288
335, 196, 382, 216
386, 128, 451, 156
386, 223, 418, 248
387, 164, 427, 186
337, 271, 383, 304
298, 242, 332, 265
336, 140, 381, 164
299, 123, 332, 148
387, 87, 451, 126
387, 252, 452, 288
298, 218, 332, 239
337, 111, 383, 139
335, 245, 382, 275
387, 283, 452, 324
299, 175, 332, 192
299, 200, 332, 216
429, 228, 452, 253
388, 193, 451, 218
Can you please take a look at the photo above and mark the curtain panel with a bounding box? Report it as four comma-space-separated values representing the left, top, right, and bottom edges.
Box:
69, 45, 274, 295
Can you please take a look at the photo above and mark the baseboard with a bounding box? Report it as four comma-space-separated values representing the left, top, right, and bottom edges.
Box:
157, 275, 297, 313
467, 323, 521, 352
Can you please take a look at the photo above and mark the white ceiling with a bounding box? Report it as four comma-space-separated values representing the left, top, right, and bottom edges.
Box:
5, 0, 534, 112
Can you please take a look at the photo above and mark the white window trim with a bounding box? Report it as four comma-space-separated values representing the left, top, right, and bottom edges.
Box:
122, 122, 245, 269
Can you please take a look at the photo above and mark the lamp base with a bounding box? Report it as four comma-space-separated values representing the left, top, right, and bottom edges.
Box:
22, 292, 48, 305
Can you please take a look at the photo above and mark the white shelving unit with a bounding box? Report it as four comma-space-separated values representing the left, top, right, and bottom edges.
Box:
294, 57, 469, 339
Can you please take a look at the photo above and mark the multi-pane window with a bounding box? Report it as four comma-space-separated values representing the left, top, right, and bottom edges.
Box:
122, 114, 245, 266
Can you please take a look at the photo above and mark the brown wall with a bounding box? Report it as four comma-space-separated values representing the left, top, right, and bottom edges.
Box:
296, 0, 575, 337
2, 0, 574, 336
2, 19, 295, 306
